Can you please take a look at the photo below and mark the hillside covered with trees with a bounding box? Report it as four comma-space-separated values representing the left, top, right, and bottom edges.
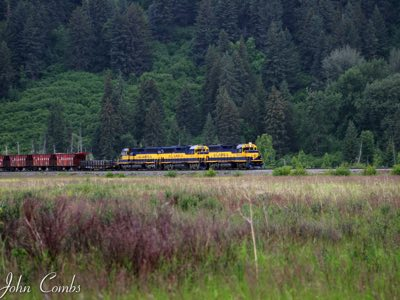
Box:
0, 0, 400, 166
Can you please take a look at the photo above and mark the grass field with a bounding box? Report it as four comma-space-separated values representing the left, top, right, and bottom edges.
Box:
0, 174, 399, 299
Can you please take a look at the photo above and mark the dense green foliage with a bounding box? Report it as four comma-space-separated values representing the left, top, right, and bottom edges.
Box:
0, 0, 400, 162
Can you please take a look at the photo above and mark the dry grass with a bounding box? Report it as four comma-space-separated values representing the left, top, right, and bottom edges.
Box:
0, 174, 399, 299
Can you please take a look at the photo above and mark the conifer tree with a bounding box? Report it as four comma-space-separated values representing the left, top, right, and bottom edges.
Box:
215, 87, 241, 144
0, 41, 14, 98
144, 100, 165, 146
217, 30, 231, 54
193, 0, 218, 62
233, 37, 256, 105
262, 22, 300, 90
215, 0, 238, 41
134, 79, 162, 142
6, 1, 29, 69
176, 87, 197, 135
96, 73, 117, 159
203, 46, 221, 116
342, 120, 359, 163
264, 86, 289, 156
362, 20, 378, 58
173, 0, 199, 26
68, 6, 92, 70
249, 0, 283, 49
110, 4, 152, 77
22, 10, 47, 80
148, 0, 173, 39
202, 113, 218, 144
47, 102, 68, 153
372, 6, 388, 56
83, 0, 112, 71
359, 130, 375, 164
218, 53, 241, 106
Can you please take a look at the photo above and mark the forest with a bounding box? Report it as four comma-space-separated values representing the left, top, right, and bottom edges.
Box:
0, 0, 400, 166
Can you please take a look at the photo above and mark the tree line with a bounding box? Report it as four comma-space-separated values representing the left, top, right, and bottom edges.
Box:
0, 0, 400, 165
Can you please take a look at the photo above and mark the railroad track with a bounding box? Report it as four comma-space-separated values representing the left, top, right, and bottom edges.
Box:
0, 169, 393, 177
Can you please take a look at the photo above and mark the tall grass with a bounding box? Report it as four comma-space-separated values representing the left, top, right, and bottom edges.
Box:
0, 175, 399, 298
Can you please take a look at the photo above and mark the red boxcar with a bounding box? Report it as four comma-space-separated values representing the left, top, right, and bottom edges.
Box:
31, 154, 56, 170
0, 155, 4, 169
54, 153, 88, 170
8, 155, 32, 169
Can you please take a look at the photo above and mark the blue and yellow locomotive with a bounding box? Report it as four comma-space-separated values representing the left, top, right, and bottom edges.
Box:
117, 143, 263, 170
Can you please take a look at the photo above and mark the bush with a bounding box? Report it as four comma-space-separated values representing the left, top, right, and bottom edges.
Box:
362, 165, 377, 176
165, 170, 178, 178
272, 166, 292, 176
391, 165, 400, 175
204, 169, 217, 177
332, 166, 351, 176
291, 166, 308, 176
105, 172, 126, 178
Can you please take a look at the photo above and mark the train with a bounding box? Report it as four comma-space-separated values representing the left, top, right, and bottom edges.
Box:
0, 143, 263, 171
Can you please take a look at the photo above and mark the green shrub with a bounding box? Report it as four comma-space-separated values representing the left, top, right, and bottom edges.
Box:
291, 166, 308, 176
391, 164, 400, 175
332, 166, 351, 176
105, 172, 126, 178
272, 166, 292, 176
165, 170, 178, 178
233, 171, 243, 177
362, 165, 377, 176
204, 169, 217, 177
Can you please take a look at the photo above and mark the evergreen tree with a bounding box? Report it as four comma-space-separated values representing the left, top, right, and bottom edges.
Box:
134, 79, 162, 142
262, 22, 300, 90
83, 0, 112, 71
372, 5, 388, 56
218, 53, 241, 106
215, 87, 241, 144
362, 20, 378, 58
193, 0, 218, 62
240, 94, 260, 141
46, 102, 68, 153
249, 0, 283, 49
144, 100, 165, 146
383, 138, 397, 167
68, 6, 92, 71
343, 120, 359, 163
95, 73, 117, 159
264, 86, 290, 156
110, 4, 152, 77
173, 0, 199, 26
203, 45, 221, 116
233, 37, 256, 105
335, 2, 362, 49
215, 0, 238, 41
176, 87, 197, 135
21, 9, 48, 80
217, 30, 231, 54
148, 0, 173, 39
359, 130, 375, 164
0, 41, 14, 98
201, 113, 218, 144
6, 1, 29, 70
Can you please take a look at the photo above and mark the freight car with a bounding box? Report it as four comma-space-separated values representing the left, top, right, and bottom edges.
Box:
117, 143, 263, 170
0, 153, 90, 171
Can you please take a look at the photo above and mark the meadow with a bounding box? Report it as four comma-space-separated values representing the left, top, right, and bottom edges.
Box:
0, 174, 399, 299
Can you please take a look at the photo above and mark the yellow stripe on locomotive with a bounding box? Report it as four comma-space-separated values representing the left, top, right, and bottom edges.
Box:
117, 143, 263, 169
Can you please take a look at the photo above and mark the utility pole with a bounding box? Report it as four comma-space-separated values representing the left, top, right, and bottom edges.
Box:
5, 145, 8, 155
17, 142, 20, 155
